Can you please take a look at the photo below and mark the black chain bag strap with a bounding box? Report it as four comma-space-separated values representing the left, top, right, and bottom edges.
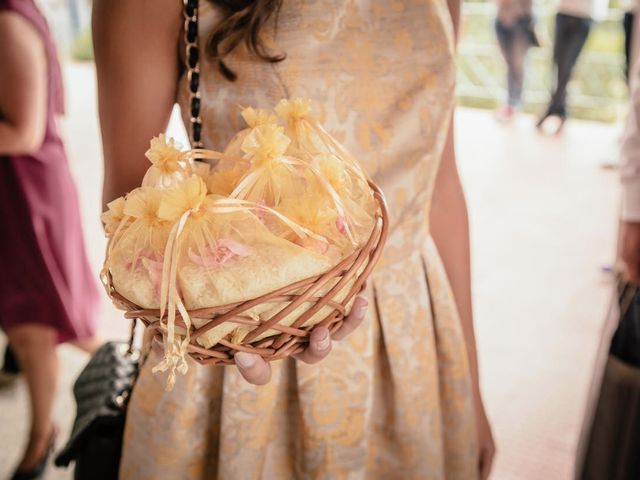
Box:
183, 0, 203, 148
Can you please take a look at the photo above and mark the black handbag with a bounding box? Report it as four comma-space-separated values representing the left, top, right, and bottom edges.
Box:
54, 323, 140, 480
610, 283, 640, 367
575, 281, 640, 480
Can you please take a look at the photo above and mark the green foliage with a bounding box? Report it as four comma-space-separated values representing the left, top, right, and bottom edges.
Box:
70, 29, 94, 62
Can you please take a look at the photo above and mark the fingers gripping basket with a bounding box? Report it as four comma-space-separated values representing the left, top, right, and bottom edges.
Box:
103, 181, 388, 366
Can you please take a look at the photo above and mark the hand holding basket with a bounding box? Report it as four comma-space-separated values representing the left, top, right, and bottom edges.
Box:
101, 99, 388, 389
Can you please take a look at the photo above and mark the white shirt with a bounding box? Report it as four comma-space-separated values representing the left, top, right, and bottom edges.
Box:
557, 0, 609, 21
621, 7, 640, 222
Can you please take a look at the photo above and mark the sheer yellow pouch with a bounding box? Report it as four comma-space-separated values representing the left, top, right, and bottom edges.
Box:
152, 176, 333, 387
223, 107, 278, 159
101, 196, 127, 238
142, 134, 210, 188
205, 107, 278, 196
229, 122, 366, 257
106, 187, 171, 310
276, 98, 377, 246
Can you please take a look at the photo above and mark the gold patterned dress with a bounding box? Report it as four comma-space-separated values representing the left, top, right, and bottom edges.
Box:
120, 1, 478, 478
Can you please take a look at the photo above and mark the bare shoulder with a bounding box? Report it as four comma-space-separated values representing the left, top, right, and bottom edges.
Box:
92, 0, 183, 39
0, 11, 48, 154
93, 0, 187, 204
0, 12, 46, 82
0, 11, 44, 53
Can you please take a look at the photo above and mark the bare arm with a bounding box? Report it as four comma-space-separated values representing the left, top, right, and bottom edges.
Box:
446, 0, 461, 41
619, 12, 640, 283
0, 13, 47, 156
431, 112, 495, 480
435, 0, 482, 414
432, 2, 495, 478
430, 118, 479, 397
92, 0, 183, 206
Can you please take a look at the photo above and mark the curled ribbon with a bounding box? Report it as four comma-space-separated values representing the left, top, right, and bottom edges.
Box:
229, 153, 358, 246
223, 121, 361, 245
152, 208, 192, 391
209, 197, 327, 244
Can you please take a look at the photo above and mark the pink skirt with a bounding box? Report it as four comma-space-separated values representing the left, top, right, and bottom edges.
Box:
0, 147, 98, 343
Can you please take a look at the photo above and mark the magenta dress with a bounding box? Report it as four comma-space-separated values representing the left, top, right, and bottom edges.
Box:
0, 0, 98, 343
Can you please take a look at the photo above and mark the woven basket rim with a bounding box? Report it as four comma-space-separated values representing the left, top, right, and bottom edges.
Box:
103, 180, 389, 365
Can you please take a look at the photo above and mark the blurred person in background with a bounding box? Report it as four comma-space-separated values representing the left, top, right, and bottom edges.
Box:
537, 0, 609, 134
0, 0, 100, 478
494, 0, 539, 122
575, 22, 640, 474
620, 25, 640, 285
623, 0, 637, 83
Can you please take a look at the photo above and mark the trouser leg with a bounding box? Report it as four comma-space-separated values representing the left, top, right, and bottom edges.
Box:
507, 27, 530, 107
550, 13, 593, 114
496, 20, 517, 106
624, 11, 635, 83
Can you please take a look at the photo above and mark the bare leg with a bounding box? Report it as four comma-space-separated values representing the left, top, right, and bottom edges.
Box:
508, 30, 530, 108
495, 19, 516, 106
69, 336, 103, 354
6, 324, 58, 470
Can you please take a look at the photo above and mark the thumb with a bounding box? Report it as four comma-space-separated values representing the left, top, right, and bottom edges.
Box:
235, 352, 272, 385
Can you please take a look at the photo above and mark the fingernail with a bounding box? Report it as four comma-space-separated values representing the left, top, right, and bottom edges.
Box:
317, 331, 331, 350
235, 352, 257, 369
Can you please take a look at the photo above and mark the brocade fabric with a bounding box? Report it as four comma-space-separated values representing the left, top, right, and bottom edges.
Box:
120, 1, 478, 478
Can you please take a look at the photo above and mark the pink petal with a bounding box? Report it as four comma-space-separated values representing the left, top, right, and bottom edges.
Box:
217, 239, 252, 257
253, 200, 268, 222
294, 236, 330, 255
188, 248, 219, 267
188, 239, 251, 267
140, 256, 164, 296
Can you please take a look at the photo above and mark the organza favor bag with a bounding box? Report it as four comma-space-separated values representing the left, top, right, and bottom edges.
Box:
105, 187, 171, 310
206, 107, 278, 196
276, 98, 378, 245
223, 106, 279, 159
151, 175, 334, 387
228, 122, 368, 256
100, 196, 127, 238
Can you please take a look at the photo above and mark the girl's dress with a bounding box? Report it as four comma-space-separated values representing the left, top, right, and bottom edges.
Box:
121, 1, 478, 478
0, 0, 98, 343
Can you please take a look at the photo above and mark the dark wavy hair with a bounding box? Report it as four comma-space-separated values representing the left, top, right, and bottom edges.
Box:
206, 0, 285, 81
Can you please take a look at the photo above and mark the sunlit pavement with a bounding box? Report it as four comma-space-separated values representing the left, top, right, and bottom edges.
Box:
0, 63, 621, 480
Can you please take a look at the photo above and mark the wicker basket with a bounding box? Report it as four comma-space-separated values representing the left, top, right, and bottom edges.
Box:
104, 181, 388, 366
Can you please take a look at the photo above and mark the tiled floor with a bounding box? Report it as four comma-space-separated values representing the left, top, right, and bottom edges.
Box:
458, 109, 620, 479
0, 63, 621, 479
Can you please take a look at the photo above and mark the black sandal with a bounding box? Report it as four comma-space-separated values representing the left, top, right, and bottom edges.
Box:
10, 426, 58, 480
